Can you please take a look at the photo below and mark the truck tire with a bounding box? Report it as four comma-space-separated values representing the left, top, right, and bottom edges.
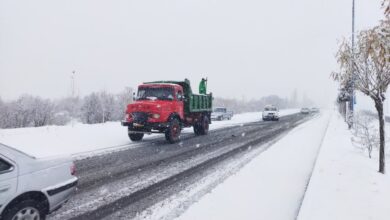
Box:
2, 199, 47, 220
129, 133, 144, 141
194, 116, 209, 135
193, 123, 201, 135
165, 118, 181, 143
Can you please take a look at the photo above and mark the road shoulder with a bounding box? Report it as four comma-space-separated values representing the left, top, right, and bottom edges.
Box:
297, 112, 390, 220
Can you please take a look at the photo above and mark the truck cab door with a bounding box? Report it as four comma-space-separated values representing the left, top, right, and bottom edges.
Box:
0, 156, 17, 210
176, 91, 184, 119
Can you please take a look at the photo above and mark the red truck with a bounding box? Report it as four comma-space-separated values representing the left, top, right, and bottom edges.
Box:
121, 79, 213, 143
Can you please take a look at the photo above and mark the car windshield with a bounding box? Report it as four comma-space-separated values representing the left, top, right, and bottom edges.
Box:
137, 87, 174, 101
214, 108, 226, 112
265, 107, 277, 111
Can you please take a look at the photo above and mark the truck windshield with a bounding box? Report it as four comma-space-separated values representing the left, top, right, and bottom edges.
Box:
137, 87, 174, 101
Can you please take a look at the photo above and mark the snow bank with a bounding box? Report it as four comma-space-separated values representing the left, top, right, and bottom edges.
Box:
297, 112, 390, 220
0, 109, 299, 158
175, 111, 331, 220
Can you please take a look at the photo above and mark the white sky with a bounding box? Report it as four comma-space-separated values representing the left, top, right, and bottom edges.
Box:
0, 0, 385, 108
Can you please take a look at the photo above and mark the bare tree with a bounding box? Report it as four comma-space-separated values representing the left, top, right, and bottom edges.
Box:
383, 0, 390, 17
351, 112, 379, 158
332, 20, 390, 174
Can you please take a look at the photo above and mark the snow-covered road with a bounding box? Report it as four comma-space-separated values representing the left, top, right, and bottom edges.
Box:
172, 111, 331, 220
0, 109, 299, 158
46, 112, 310, 220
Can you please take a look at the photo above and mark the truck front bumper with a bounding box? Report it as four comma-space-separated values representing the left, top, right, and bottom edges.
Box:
122, 121, 169, 133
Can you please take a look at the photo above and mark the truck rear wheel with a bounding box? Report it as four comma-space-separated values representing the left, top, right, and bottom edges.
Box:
194, 116, 209, 135
165, 118, 181, 143
129, 132, 144, 141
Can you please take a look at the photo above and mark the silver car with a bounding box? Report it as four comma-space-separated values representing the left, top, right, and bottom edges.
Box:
0, 143, 78, 220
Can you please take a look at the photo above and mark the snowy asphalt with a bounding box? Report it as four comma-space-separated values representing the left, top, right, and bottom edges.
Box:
49, 113, 313, 220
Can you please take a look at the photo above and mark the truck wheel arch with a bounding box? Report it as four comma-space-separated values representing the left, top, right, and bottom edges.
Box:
168, 113, 182, 123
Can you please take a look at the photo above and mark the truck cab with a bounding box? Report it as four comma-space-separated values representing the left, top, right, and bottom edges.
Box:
122, 79, 213, 143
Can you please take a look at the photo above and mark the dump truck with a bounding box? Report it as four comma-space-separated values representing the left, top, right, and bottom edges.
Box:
121, 79, 213, 143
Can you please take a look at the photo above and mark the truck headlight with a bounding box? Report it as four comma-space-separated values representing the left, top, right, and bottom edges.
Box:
125, 114, 131, 120
149, 113, 160, 119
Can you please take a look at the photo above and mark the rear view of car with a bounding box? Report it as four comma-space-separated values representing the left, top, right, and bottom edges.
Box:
0, 143, 78, 220
262, 105, 279, 121
300, 108, 310, 114
310, 107, 320, 113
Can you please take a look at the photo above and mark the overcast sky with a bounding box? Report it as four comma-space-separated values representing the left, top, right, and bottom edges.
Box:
0, 0, 385, 107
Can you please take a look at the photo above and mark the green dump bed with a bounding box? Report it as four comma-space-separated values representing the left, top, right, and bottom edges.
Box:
145, 79, 213, 114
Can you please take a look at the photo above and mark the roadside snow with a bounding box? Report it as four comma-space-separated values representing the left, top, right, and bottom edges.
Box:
0, 109, 299, 158
297, 112, 390, 220
174, 111, 331, 220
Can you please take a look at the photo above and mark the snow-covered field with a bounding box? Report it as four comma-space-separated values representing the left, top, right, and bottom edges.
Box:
0, 109, 299, 158
173, 111, 331, 220
297, 112, 390, 220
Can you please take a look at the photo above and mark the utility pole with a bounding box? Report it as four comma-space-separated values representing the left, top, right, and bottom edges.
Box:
349, 0, 356, 128
71, 70, 76, 127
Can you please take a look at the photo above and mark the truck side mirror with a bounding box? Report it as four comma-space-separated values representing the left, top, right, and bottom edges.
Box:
133, 92, 136, 101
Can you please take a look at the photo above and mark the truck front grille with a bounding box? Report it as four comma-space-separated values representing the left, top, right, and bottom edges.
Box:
132, 112, 148, 124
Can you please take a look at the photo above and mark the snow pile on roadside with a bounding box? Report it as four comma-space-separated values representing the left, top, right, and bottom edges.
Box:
175, 111, 331, 220
0, 109, 298, 158
297, 113, 390, 220
0, 122, 132, 158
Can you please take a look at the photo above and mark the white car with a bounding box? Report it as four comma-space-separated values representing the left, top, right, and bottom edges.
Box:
0, 143, 78, 220
211, 107, 233, 121
300, 107, 310, 114
262, 105, 279, 121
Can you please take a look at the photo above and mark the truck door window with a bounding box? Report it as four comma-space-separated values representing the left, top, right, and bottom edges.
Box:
177, 91, 183, 101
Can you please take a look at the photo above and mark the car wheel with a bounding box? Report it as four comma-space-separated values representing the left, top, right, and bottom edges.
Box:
3, 199, 46, 220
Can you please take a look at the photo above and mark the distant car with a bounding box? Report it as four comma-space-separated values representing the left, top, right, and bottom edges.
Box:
310, 107, 320, 113
262, 105, 279, 121
0, 143, 78, 220
211, 107, 233, 121
300, 108, 310, 114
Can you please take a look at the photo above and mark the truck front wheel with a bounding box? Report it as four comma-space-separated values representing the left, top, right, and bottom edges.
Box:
129, 132, 144, 141
165, 118, 181, 143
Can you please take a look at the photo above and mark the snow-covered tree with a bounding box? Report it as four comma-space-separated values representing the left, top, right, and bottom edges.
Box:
351, 112, 380, 158
31, 97, 54, 127
98, 91, 116, 123
81, 93, 101, 124
114, 87, 133, 121
332, 20, 390, 174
